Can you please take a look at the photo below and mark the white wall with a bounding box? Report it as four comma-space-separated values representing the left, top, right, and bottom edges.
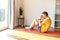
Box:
14, 0, 23, 27
14, 0, 20, 27
14, 0, 24, 27
24, 0, 56, 28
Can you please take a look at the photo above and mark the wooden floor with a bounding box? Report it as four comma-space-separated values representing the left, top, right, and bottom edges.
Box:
0, 27, 60, 40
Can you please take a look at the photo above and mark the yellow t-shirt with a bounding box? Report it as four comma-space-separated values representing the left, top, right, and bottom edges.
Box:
41, 17, 51, 32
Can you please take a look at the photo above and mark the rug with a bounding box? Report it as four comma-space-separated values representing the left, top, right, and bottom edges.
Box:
24, 29, 60, 38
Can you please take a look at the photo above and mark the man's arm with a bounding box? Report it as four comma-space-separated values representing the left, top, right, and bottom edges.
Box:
39, 18, 48, 26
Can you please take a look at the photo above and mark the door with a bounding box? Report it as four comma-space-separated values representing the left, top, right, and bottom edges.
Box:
0, 0, 9, 29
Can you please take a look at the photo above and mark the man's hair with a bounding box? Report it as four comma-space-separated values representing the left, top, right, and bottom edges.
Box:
42, 11, 48, 16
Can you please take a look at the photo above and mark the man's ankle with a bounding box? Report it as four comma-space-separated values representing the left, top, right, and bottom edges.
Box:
30, 27, 34, 30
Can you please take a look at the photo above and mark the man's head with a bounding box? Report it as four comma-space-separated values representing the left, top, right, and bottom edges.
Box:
42, 11, 48, 18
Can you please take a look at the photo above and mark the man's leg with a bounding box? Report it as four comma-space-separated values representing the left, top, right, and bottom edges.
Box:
25, 19, 39, 30
30, 19, 39, 29
36, 24, 41, 32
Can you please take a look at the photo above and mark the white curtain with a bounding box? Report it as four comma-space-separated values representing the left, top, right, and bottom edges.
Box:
8, 0, 15, 29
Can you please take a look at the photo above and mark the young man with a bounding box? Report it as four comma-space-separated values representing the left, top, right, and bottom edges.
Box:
39, 12, 51, 32
26, 11, 51, 33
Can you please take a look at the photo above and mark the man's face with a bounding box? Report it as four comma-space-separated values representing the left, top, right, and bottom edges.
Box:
42, 14, 46, 18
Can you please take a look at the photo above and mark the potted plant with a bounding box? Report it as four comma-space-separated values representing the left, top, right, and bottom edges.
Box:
19, 7, 23, 18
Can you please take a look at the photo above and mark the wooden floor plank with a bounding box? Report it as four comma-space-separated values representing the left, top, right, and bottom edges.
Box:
0, 28, 60, 40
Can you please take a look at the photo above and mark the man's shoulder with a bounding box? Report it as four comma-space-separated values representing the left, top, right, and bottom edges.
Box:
44, 17, 51, 22
46, 17, 51, 20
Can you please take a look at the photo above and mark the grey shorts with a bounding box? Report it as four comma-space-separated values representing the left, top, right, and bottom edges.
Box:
36, 24, 41, 32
